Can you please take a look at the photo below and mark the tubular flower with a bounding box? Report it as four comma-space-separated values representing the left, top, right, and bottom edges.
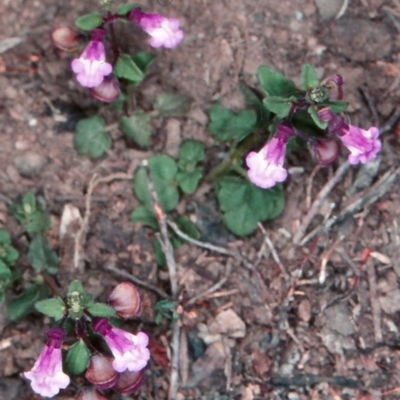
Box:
246, 124, 294, 189
24, 327, 70, 398
129, 7, 183, 48
339, 125, 381, 165
93, 318, 150, 373
71, 29, 112, 88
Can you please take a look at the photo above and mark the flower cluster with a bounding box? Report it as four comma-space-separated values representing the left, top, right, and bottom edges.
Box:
24, 281, 150, 398
246, 73, 381, 189
51, 6, 183, 102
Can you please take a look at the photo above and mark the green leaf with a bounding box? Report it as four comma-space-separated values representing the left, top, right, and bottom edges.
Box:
153, 237, 166, 266
263, 96, 296, 119
0, 260, 12, 297
154, 299, 178, 325
131, 205, 158, 229
86, 302, 116, 317
65, 340, 91, 375
133, 155, 179, 212
292, 111, 326, 138
7, 284, 50, 320
35, 297, 66, 320
308, 106, 328, 130
154, 93, 193, 117
0, 230, 11, 244
132, 51, 156, 73
27, 234, 59, 274
114, 54, 144, 83
120, 111, 152, 148
322, 100, 349, 114
216, 177, 285, 236
257, 65, 298, 97
75, 12, 102, 31
208, 102, 257, 142
302, 63, 319, 90
178, 140, 205, 166
11, 192, 51, 234
74, 116, 111, 159
174, 215, 200, 243
176, 168, 202, 194
117, 3, 143, 15
241, 84, 270, 128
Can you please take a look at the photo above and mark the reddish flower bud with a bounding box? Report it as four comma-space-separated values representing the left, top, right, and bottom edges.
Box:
75, 386, 108, 400
322, 73, 344, 100
108, 282, 141, 319
50, 26, 80, 51
311, 138, 340, 167
317, 107, 334, 122
85, 354, 118, 390
89, 76, 120, 103
114, 370, 144, 394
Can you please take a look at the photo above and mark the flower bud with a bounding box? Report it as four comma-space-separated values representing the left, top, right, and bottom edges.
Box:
311, 138, 340, 166
75, 386, 108, 400
108, 281, 141, 319
322, 73, 343, 100
317, 107, 334, 122
85, 354, 118, 390
50, 26, 80, 51
114, 370, 144, 394
89, 76, 120, 103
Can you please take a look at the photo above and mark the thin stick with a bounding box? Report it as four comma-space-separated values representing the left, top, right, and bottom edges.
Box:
293, 161, 350, 244
367, 259, 383, 342
319, 235, 344, 284
105, 264, 170, 299
185, 277, 228, 307
141, 160, 180, 400
73, 172, 134, 269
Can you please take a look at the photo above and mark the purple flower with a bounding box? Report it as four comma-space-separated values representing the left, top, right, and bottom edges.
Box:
93, 318, 150, 373
322, 73, 344, 100
71, 29, 112, 88
24, 327, 70, 398
246, 124, 293, 189
339, 125, 381, 164
129, 7, 183, 48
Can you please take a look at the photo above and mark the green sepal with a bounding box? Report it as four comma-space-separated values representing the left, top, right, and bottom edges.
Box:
322, 100, 349, 114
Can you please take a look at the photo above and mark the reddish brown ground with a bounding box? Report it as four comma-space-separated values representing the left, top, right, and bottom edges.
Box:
1, 0, 400, 399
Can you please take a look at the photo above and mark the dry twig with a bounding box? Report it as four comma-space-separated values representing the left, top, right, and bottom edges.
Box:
141, 160, 180, 400
73, 172, 133, 269
367, 259, 383, 342
105, 264, 170, 299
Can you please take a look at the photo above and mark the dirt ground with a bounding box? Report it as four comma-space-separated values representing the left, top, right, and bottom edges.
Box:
2, 0, 400, 399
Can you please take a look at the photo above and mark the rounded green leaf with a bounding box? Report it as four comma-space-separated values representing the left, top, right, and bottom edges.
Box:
75, 12, 102, 31
74, 116, 111, 159
178, 140, 205, 165
132, 51, 156, 72
0, 229, 11, 244
120, 111, 152, 148
217, 177, 285, 236
86, 302, 116, 317
176, 168, 202, 194
65, 340, 91, 375
28, 234, 58, 274
154, 93, 193, 117
34, 297, 66, 320
263, 96, 296, 119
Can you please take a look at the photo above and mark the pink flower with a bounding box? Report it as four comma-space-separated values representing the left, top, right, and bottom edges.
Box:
71, 29, 112, 88
93, 318, 150, 373
246, 124, 293, 189
24, 327, 70, 398
339, 125, 381, 165
129, 8, 183, 48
